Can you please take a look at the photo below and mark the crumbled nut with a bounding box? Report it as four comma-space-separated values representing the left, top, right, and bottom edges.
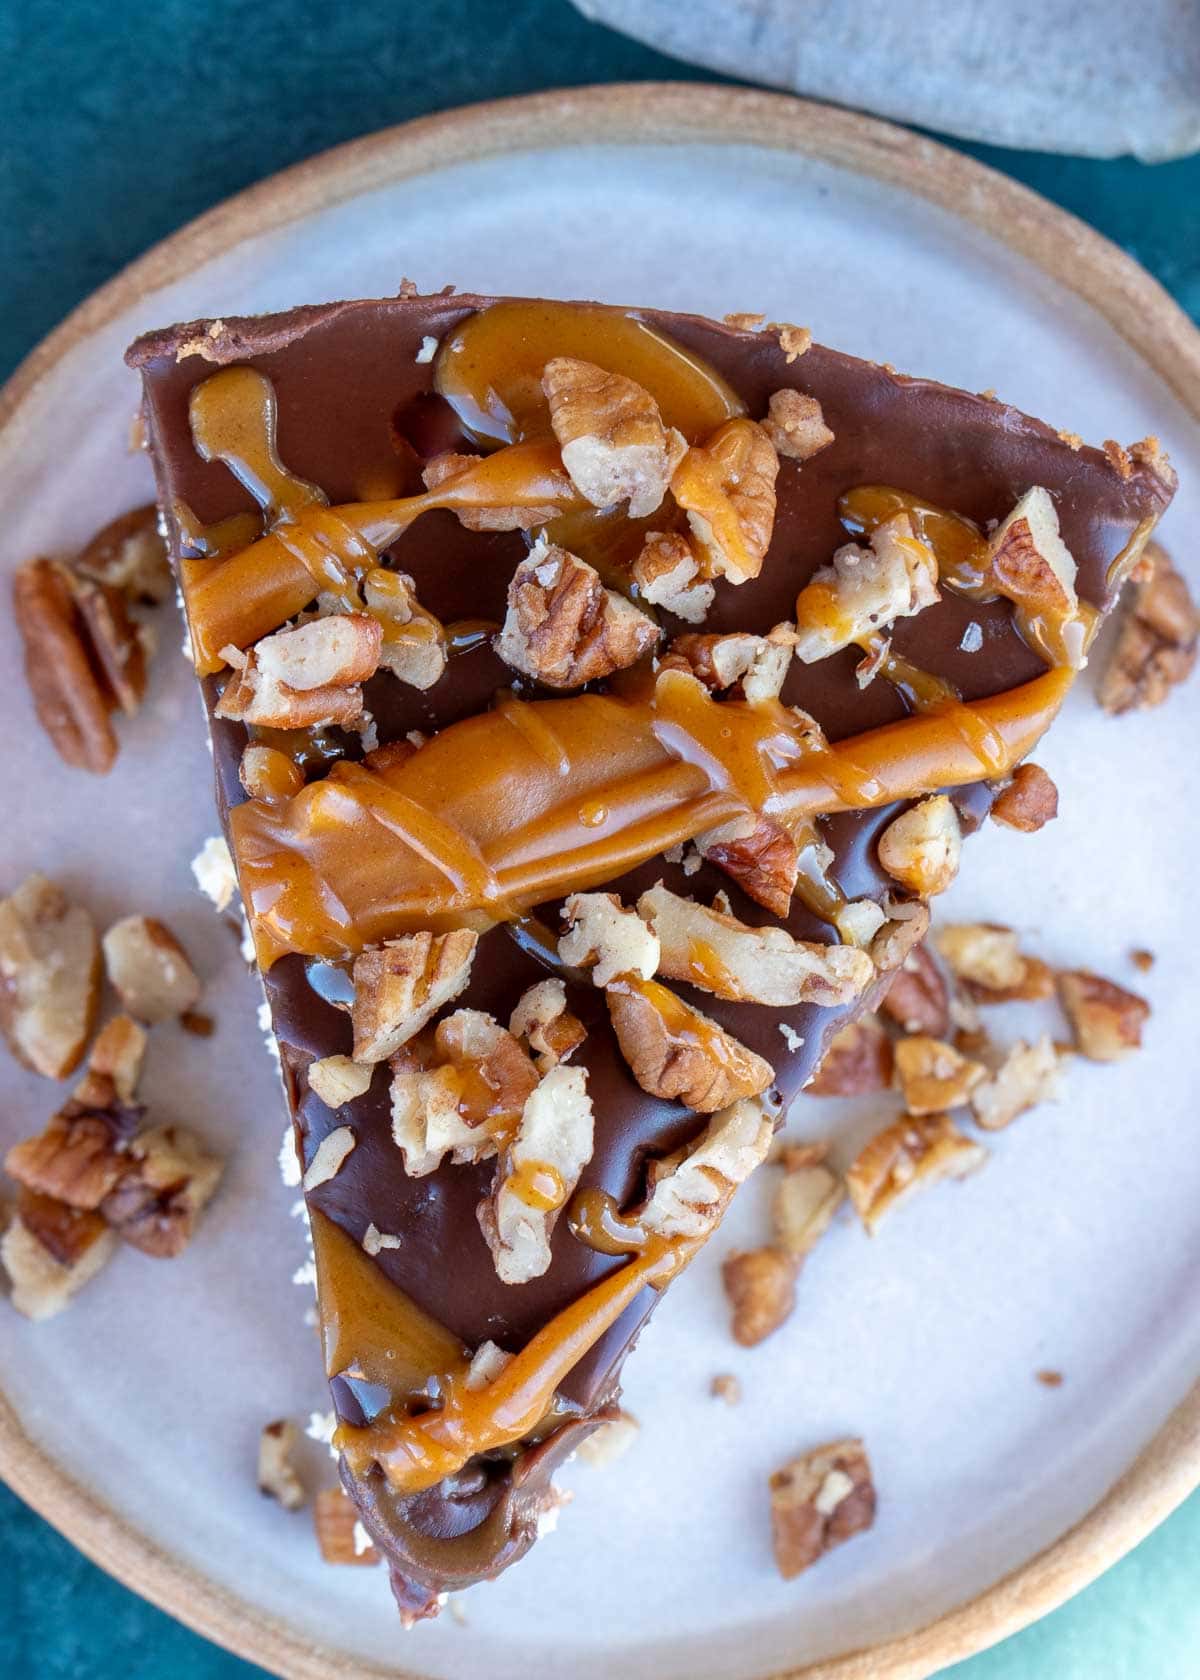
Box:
75, 504, 171, 604
769, 1439, 876, 1579
1098, 542, 1198, 714
877, 796, 962, 897
239, 744, 305, 802
0, 874, 100, 1077
723, 1247, 797, 1346
1036, 1369, 1065, 1388
102, 915, 201, 1023
775, 1140, 828, 1172
222, 613, 381, 725
559, 892, 660, 986
302, 1126, 357, 1191
846, 1113, 986, 1234
496, 541, 659, 688
970, 1036, 1061, 1130
1058, 971, 1149, 1061
630, 531, 714, 624
805, 1016, 893, 1096
1057, 430, 1083, 452
307, 1056, 373, 1109
985, 488, 1084, 666
543, 356, 684, 517
350, 929, 477, 1062
1, 1188, 118, 1320
990, 763, 1059, 832
390, 1010, 539, 1176
508, 979, 586, 1073
191, 836, 238, 913
773, 1158, 844, 1257
478, 1065, 595, 1284
666, 625, 794, 703
258, 1420, 306, 1511
768, 323, 812, 362
361, 569, 447, 690
100, 1124, 224, 1257
868, 901, 930, 977
6, 1104, 136, 1211
639, 1096, 775, 1238
638, 883, 872, 1007
362, 1223, 403, 1256
14, 559, 119, 772
607, 979, 774, 1112
421, 452, 563, 532
879, 942, 950, 1038
711, 1373, 742, 1404
893, 1035, 987, 1115
1131, 948, 1155, 973
464, 1339, 513, 1389
833, 897, 887, 948
696, 814, 799, 918
935, 924, 1031, 994
1103, 440, 1133, 479
576, 1410, 640, 1468
723, 311, 765, 332
671, 419, 779, 585
793, 514, 939, 662
313, 1488, 379, 1566
761, 389, 834, 462
87, 1015, 147, 1104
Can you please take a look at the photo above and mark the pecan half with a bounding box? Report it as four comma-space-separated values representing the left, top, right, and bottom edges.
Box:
496, 541, 659, 688
14, 559, 119, 772
606, 977, 775, 1112
542, 356, 684, 518
75, 504, 171, 604
0, 874, 100, 1078
770, 1439, 876, 1579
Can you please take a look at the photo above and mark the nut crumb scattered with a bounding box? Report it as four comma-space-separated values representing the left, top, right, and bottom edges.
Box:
768, 323, 811, 362
1036, 1369, 1065, 1388
257, 1420, 306, 1511
1130, 949, 1155, 973
711, 1373, 742, 1405
415, 335, 438, 363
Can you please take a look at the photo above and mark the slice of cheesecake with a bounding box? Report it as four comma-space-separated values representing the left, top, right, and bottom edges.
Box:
127, 292, 1173, 1618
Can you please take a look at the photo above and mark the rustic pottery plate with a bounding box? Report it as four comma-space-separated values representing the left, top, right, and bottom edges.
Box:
1, 84, 1198, 1680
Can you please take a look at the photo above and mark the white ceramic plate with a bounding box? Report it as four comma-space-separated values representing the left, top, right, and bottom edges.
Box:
2, 86, 1198, 1680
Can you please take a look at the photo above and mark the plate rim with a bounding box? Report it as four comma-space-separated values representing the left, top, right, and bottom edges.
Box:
2, 80, 1198, 1680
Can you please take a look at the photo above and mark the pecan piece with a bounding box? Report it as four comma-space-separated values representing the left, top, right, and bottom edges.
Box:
1, 1188, 118, 1320
14, 558, 118, 772
1058, 971, 1149, 1061
391, 1009, 539, 1177
773, 1154, 845, 1256
496, 542, 658, 688
0, 874, 100, 1078
671, 418, 779, 585
877, 795, 962, 897
770, 1439, 876, 1579
313, 1488, 379, 1566
258, 1419, 306, 1511
846, 1113, 986, 1234
893, 1035, 987, 1115
805, 1016, 893, 1096
478, 1064, 595, 1284
307, 1055, 373, 1109
606, 977, 775, 1112
970, 1036, 1061, 1130
75, 504, 171, 604
509, 979, 586, 1073
696, 814, 799, 918
990, 763, 1059, 832
302, 1126, 357, 1191
576, 1410, 640, 1468
761, 389, 834, 462
542, 356, 684, 517
350, 929, 477, 1062
102, 915, 201, 1023
559, 892, 660, 986
1098, 542, 1199, 714
934, 923, 1051, 1001
794, 513, 939, 662
99, 1123, 224, 1257
631, 531, 714, 624
723, 1246, 797, 1346
666, 625, 794, 704
638, 1096, 774, 1239
985, 487, 1085, 667
878, 941, 950, 1038
361, 568, 447, 691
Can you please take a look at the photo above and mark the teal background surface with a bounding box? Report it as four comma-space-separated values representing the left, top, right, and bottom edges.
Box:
1, 0, 1197, 1674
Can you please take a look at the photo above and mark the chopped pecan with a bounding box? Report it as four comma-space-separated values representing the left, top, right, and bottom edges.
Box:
258, 1419, 306, 1510
761, 389, 834, 462
5, 1088, 138, 1211
696, 813, 800, 918
75, 504, 171, 604
73, 576, 148, 718
350, 929, 477, 1062
14, 558, 119, 772
191, 836, 238, 913
216, 613, 381, 727
478, 1065, 595, 1284
391, 1009, 539, 1177
422, 452, 562, 532
876, 795, 962, 897
302, 1126, 357, 1191
770, 1439, 876, 1579
774, 1155, 845, 1257
99, 1123, 224, 1257
1058, 970, 1149, 1061
0, 874, 100, 1078
666, 625, 794, 704
805, 1016, 893, 1096
607, 978, 775, 1112
723, 1246, 797, 1346
361, 568, 447, 690
893, 1035, 987, 1115
879, 941, 950, 1038
239, 744, 305, 802
630, 531, 714, 624
639, 1095, 775, 1238
86, 1015, 147, 1104
1, 1188, 118, 1320
307, 1055, 373, 1109
542, 356, 684, 517
496, 541, 659, 688
868, 901, 930, 977
576, 1410, 640, 1468
509, 979, 586, 1073
464, 1339, 512, 1389
1098, 542, 1198, 714
846, 1113, 986, 1234
985, 487, 1085, 666
559, 892, 660, 986
793, 513, 939, 662
769, 323, 812, 362
934, 923, 1051, 1001
833, 897, 887, 947
102, 915, 201, 1023
313, 1488, 379, 1566
971, 1036, 1061, 1130
637, 883, 872, 1007
990, 763, 1059, 832
671, 419, 779, 585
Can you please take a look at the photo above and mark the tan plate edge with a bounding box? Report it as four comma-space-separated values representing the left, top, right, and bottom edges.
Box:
1, 81, 1198, 1680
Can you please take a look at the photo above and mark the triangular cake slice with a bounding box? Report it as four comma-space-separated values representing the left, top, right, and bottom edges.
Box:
127, 293, 1173, 1618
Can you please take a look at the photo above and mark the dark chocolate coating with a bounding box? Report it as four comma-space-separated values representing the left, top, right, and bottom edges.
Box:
128, 293, 1171, 1611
